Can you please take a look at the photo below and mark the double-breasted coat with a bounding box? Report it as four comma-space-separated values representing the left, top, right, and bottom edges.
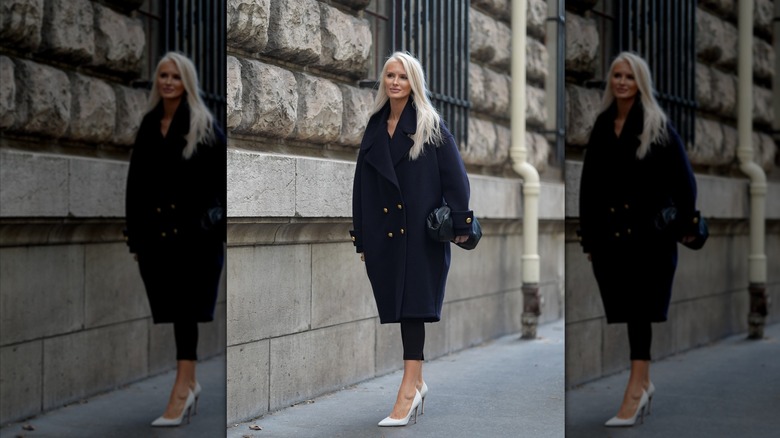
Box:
351, 100, 473, 324
125, 100, 226, 323
579, 101, 697, 323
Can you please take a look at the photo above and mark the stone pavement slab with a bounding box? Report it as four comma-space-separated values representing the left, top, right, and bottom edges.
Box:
227, 320, 565, 438
566, 322, 780, 438
0, 355, 225, 438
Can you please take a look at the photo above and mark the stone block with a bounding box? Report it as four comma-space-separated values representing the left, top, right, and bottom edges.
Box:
463, 117, 499, 166
317, 4, 370, 77
649, 318, 675, 360
92, 3, 144, 74
715, 20, 738, 69
527, 0, 546, 39
0, 150, 68, 217
227, 340, 269, 423
600, 322, 629, 376
338, 85, 374, 146
753, 132, 777, 171
148, 321, 174, 375
754, 0, 773, 37
447, 234, 523, 302
68, 157, 127, 217
112, 85, 147, 146
40, 0, 94, 62
0, 56, 14, 129
696, 174, 749, 219
695, 63, 714, 112
226, 150, 295, 217
489, 20, 511, 71
13, 59, 70, 137
424, 312, 451, 359
564, 319, 602, 387
753, 85, 773, 126
720, 123, 738, 165
226, 245, 311, 345
42, 320, 148, 410
482, 68, 510, 118
198, 301, 227, 359
690, 118, 728, 166
469, 63, 486, 113
565, 13, 598, 77
446, 294, 516, 352
526, 37, 548, 84
227, 0, 270, 52
493, 123, 511, 165
539, 283, 563, 324
311, 243, 375, 329
565, 160, 582, 217
0, 245, 84, 346
291, 73, 342, 143
564, 242, 603, 323
295, 157, 353, 217
753, 37, 774, 82
696, 9, 725, 63
268, 319, 375, 411
0, 341, 42, 423
527, 131, 551, 172
565, 84, 601, 146
374, 318, 403, 375
84, 243, 148, 328
469, 8, 498, 63
0, 0, 43, 51
265, 0, 321, 63
472, 0, 508, 21
66, 73, 116, 143
526, 85, 546, 127
469, 175, 521, 219
235, 58, 297, 136
710, 69, 736, 119
226, 55, 242, 130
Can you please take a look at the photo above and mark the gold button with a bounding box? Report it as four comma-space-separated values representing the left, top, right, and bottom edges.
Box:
124, 236, 128, 241
610, 208, 615, 213
161, 232, 167, 237
693, 217, 699, 224
466, 217, 472, 224
627, 228, 631, 234
615, 232, 620, 237
383, 208, 388, 213
170, 204, 175, 209
400, 228, 405, 234
351, 236, 356, 241
173, 228, 178, 234
397, 204, 403, 210
387, 232, 394, 238
624, 204, 629, 209
577, 236, 582, 241
156, 207, 161, 213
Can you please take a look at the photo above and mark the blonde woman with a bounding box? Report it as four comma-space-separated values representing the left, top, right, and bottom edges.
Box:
125, 52, 226, 427
578, 52, 697, 427
351, 52, 473, 427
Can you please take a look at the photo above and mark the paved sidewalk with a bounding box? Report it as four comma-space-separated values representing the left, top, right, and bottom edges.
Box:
0, 355, 225, 438
566, 322, 780, 438
228, 320, 565, 438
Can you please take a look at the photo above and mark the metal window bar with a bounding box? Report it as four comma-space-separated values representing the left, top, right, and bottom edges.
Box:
392, 0, 469, 147
161, 0, 226, 130
615, 0, 696, 147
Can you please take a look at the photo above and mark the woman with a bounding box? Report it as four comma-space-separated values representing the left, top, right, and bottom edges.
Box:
351, 52, 473, 427
578, 52, 697, 427
125, 52, 226, 427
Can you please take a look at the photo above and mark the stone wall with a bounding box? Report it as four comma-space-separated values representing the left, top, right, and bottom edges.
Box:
0, 1, 225, 424
564, 0, 780, 388
225, 0, 564, 424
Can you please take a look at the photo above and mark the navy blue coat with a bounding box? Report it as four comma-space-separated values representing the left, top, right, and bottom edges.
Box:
579, 101, 697, 323
351, 100, 473, 323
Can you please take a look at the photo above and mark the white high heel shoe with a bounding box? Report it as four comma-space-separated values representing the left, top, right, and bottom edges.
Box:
378, 389, 422, 427
151, 390, 195, 427
604, 390, 649, 427
192, 382, 202, 415
645, 382, 655, 415
419, 382, 428, 415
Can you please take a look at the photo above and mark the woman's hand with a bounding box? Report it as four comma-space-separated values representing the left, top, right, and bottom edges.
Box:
681, 235, 696, 244
359, 252, 365, 262
453, 235, 469, 244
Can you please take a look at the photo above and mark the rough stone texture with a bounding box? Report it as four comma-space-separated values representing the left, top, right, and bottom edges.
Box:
753, 37, 774, 82
92, 3, 144, 74
527, 131, 551, 172
489, 20, 512, 71
317, 3, 370, 78
472, 0, 508, 21
753, 132, 777, 171
265, 0, 321, 63
0, 150, 69, 217
696, 8, 726, 63
338, 85, 373, 146
295, 158, 353, 217
40, 0, 94, 62
13, 59, 70, 137
527, 0, 547, 39
526, 85, 547, 128
695, 63, 715, 112
0, 0, 43, 51
68, 158, 127, 217
565, 13, 598, 77
700, 0, 735, 18
227, 0, 270, 52
469, 63, 486, 113
753, 85, 774, 126
227, 340, 269, 423
0, 56, 14, 129
721, 123, 738, 166
470, 8, 498, 64
310, 243, 375, 329
463, 117, 500, 166
710, 68, 736, 119
235, 59, 297, 136
226, 150, 295, 217
112, 85, 147, 145
66, 73, 116, 143
0, 245, 84, 345
715, 19, 738, 69
493, 124, 512, 168
690, 118, 728, 166
754, 0, 773, 37
0, 341, 42, 422
526, 37, 548, 84
331, 0, 370, 9
227, 56, 242, 130
482, 68, 510, 118
565, 84, 601, 146
84, 243, 148, 328
291, 73, 342, 143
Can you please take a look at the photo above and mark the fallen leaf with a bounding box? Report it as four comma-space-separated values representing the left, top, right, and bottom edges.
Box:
249, 424, 262, 430
22, 424, 35, 431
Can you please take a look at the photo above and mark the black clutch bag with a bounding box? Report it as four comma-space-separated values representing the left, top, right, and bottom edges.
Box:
426, 205, 482, 250
654, 206, 708, 250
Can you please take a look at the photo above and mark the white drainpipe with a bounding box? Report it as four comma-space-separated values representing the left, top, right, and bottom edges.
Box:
737, 0, 768, 338
510, 0, 542, 339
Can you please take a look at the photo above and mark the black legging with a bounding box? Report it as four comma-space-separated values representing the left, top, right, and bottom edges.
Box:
627, 321, 652, 361
401, 320, 425, 361
174, 321, 199, 361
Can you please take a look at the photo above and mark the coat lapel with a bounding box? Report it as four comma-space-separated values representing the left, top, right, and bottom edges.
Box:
389, 99, 416, 166
363, 103, 401, 189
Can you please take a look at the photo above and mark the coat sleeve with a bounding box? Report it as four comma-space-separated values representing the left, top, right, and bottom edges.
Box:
350, 147, 365, 253
665, 124, 697, 235
436, 124, 473, 236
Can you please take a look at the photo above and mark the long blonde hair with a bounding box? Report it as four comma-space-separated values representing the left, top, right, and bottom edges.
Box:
147, 52, 215, 159
600, 52, 668, 159
371, 52, 442, 160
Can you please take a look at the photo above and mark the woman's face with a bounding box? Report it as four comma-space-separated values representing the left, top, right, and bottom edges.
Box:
384, 60, 412, 102
157, 60, 185, 102
610, 60, 638, 101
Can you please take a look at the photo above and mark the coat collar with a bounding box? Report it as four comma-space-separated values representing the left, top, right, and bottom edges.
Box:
361, 99, 418, 189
